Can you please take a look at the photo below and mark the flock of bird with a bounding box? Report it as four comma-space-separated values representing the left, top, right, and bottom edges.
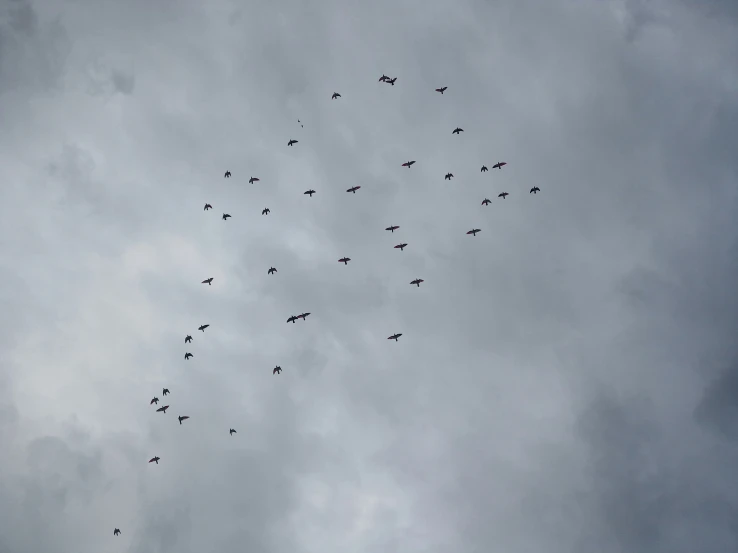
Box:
111, 75, 542, 539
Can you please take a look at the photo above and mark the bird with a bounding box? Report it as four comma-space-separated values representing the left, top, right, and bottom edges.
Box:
482, 198, 491, 206
498, 192, 509, 199
331, 92, 341, 99
268, 267, 277, 275
287, 315, 298, 324
467, 229, 481, 236
229, 428, 236, 436
185, 335, 192, 343
150, 397, 159, 405
224, 171, 231, 178
394, 243, 408, 251
385, 225, 399, 232
249, 177, 260, 184
530, 186, 540, 194
304, 189, 316, 197
149, 456, 160, 464
386, 77, 397, 85
401, 161, 416, 168
452, 127, 464, 134
298, 312, 311, 321
346, 186, 360, 193
492, 162, 507, 169
204, 203, 212, 210
273, 366, 282, 374
202, 277, 213, 285
338, 257, 351, 265
184, 352, 193, 360
481, 166, 488, 172
388, 333, 402, 341
445, 173, 453, 180
222, 213, 231, 220
288, 139, 298, 146
262, 208, 270, 215
435, 86, 448, 94
378, 74, 389, 82
410, 279, 424, 287
162, 388, 170, 396
198, 324, 209, 332
113, 529, 121, 536
178, 415, 190, 425
298, 119, 303, 127
156, 405, 169, 413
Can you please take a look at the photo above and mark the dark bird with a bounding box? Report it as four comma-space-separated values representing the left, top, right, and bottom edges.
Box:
452, 127, 464, 134
184, 352, 193, 360
185, 334, 192, 343
149, 456, 160, 464
385, 225, 399, 232
492, 162, 507, 169
304, 189, 316, 197
222, 213, 231, 220
401, 161, 416, 168
445, 173, 453, 180
156, 405, 169, 413
346, 186, 360, 193
332, 92, 341, 99
268, 267, 277, 274
530, 186, 540, 194
288, 139, 298, 146
262, 207, 270, 215
388, 333, 402, 341
249, 177, 260, 184
387, 77, 397, 85
378, 74, 389, 82
394, 243, 408, 251
204, 203, 212, 210
298, 119, 303, 127
273, 365, 282, 374
178, 415, 189, 425
162, 388, 170, 396
229, 428, 236, 436
150, 397, 159, 405
482, 198, 491, 206
410, 279, 424, 287
198, 324, 209, 332
498, 192, 509, 199
114, 529, 121, 536
202, 277, 213, 285
224, 171, 231, 178
435, 86, 447, 94
287, 315, 298, 324
481, 166, 488, 172
338, 257, 351, 265
467, 229, 481, 236
298, 312, 311, 320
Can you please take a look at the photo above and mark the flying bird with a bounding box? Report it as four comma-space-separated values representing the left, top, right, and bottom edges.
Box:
222, 213, 231, 220
156, 405, 169, 413
224, 171, 231, 178
385, 225, 399, 232
198, 324, 209, 332
229, 428, 236, 435
331, 92, 341, 99
445, 173, 453, 180
288, 139, 298, 146
178, 416, 190, 425
202, 277, 213, 285
150, 397, 159, 405
394, 243, 408, 251
498, 192, 509, 199
435, 86, 447, 94
298, 312, 311, 320
410, 279, 424, 287
162, 388, 170, 396
113, 529, 121, 536
149, 456, 160, 464
185, 334, 192, 343
298, 119, 303, 127
304, 189, 316, 197
530, 186, 540, 194
452, 127, 464, 134
482, 198, 491, 206
378, 74, 389, 82
346, 186, 360, 193
401, 161, 416, 168
273, 366, 282, 375
338, 257, 351, 265
184, 352, 193, 360
388, 333, 403, 341
467, 229, 481, 236
249, 177, 260, 184
387, 77, 397, 85
262, 208, 270, 215
492, 162, 507, 169
481, 166, 488, 172
268, 267, 277, 274
287, 315, 298, 323
204, 203, 212, 210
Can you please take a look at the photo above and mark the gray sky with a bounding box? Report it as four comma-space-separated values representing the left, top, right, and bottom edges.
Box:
1, 0, 737, 551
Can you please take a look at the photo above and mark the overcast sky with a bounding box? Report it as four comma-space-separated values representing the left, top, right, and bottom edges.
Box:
1, 0, 737, 552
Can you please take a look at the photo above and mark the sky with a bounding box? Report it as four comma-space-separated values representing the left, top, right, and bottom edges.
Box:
1, 0, 737, 551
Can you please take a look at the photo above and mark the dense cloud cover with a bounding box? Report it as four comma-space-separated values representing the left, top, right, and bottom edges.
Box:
1, 0, 737, 552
